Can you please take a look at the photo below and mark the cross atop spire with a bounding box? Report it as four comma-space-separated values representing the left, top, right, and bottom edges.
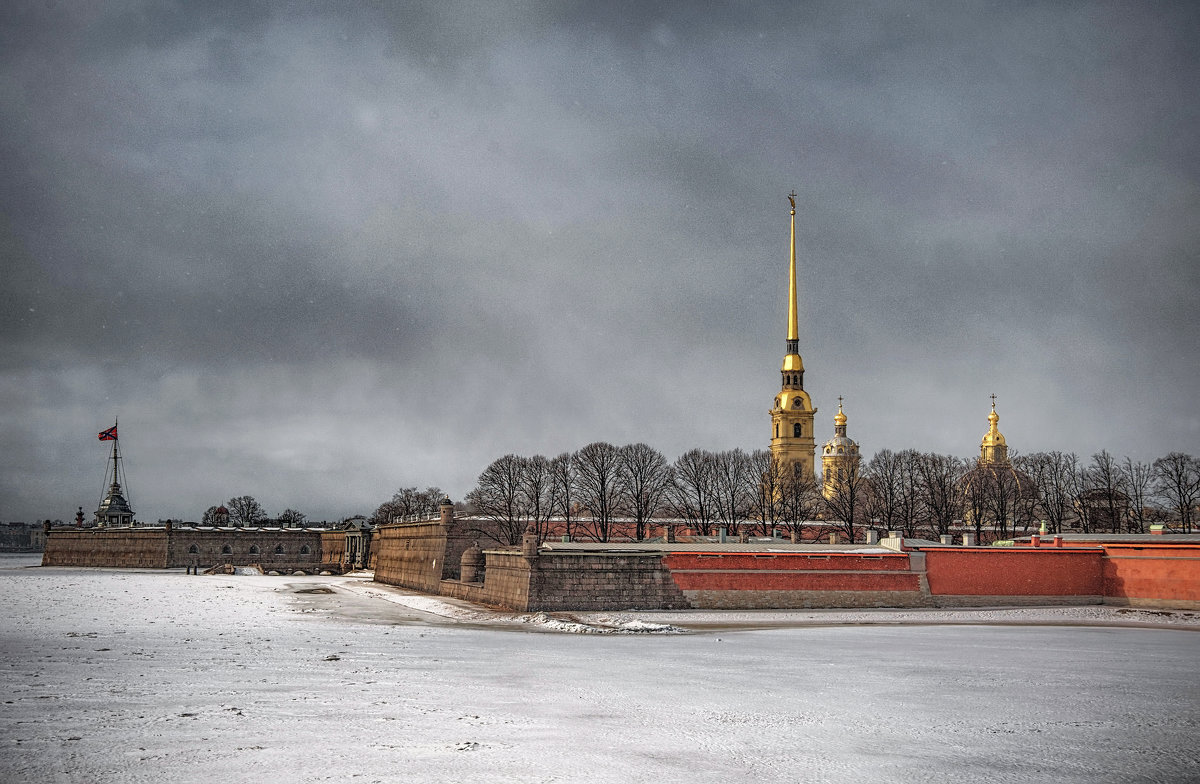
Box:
990, 393, 997, 410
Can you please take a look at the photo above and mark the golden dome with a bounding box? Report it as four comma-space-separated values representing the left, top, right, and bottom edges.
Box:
834, 404, 847, 427
981, 399, 1006, 446
775, 389, 811, 411
782, 353, 804, 372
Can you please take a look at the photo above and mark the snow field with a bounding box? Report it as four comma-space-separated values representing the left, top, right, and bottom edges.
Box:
1, 556, 1197, 783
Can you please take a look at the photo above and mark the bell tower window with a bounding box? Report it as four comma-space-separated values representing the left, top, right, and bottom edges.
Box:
793, 423, 802, 438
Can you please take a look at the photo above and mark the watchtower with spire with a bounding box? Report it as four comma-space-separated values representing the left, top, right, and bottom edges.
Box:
769, 192, 817, 479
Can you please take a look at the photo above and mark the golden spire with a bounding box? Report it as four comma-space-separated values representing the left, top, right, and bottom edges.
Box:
787, 191, 798, 346
781, 191, 803, 374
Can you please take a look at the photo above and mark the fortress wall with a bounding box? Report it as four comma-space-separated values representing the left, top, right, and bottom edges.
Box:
372, 522, 447, 592
525, 552, 690, 611
42, 528, 169, 568
1101, 544, 1200, 609
438, 552, 532, 608
921, 547, 1104, 599
167, 529, 327, 569
320, 531, 346, 567
662, 551, 925, 609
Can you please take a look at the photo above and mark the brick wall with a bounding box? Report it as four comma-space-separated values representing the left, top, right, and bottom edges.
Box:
663, 551, 925, 609
1101, 544, 1200, 608
921, 547, 1104, 601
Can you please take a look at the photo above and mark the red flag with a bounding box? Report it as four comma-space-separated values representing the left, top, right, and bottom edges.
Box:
98, 425, 118, 441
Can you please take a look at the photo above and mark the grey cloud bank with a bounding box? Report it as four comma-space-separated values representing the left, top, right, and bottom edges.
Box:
1, 1, 1197, 521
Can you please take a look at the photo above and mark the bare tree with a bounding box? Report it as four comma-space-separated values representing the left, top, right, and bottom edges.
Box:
618, 443, 673, 541
277, 508, 306, 528
1121, 457, 1154, 533
962, 462, 991, 543
822, 457, 867, 543
466, 454, 526, 545
1153, 452, 1200, 533
747, 450, 780, 536
1026, 451, 1079, 534
866, 449, 923, 537
574, 442, 624, 542
519, 455, 557, 541
778, 468, 822, 540
1082, 450, 1127, 534
985, 459, 1022, 540
670, 449, 717, 536
1010, 454, 1040, 536
370, 486, 444, 526
864, 449, 903, 535
548, 452, 577, 540
916, 453, 966, 539
226, 495, 267, 527
201, 505, 222, 526
710, 449, 753, 535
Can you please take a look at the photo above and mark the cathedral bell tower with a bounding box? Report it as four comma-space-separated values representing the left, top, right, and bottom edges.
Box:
769, 192, 816, 479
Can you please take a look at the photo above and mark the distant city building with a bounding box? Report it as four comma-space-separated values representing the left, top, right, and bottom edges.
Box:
0, 522, 47, 552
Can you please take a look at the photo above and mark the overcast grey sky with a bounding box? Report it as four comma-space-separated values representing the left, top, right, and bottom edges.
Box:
2, 1, 1197, 522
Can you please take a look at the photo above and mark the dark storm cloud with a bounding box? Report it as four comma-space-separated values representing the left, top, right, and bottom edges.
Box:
1, 1, 1198, 521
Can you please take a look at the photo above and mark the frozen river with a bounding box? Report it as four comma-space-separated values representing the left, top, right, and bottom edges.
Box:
1, 554, 1197, 783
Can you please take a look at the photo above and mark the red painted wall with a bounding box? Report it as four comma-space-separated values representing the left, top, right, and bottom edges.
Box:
1101, 544, 1200, 601
663, 552, 920, 593
922, 548, 1104, 596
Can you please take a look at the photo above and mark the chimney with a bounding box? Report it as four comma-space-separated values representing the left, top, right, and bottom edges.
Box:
864, 530, 879, 545
962, 533, 977, 547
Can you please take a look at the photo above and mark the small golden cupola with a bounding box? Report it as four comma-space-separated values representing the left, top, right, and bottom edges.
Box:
821, 397, 861, 499
769, 191, 817, 479
980, 394, 1009, 466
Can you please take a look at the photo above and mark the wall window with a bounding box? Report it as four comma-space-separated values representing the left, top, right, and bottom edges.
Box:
274, 544, 284, 555
793, 423, 802, 438
188, 544, 199, 554
221, 544, 232, 555
299, 545, 311, 555
249, 545, 260, 555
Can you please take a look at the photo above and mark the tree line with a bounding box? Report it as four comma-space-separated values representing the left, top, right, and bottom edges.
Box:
464, 443, 1200, 543
199, 496, 308, 528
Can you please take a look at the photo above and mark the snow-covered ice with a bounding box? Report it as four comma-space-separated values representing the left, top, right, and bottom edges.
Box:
1, 554, 1197, 783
